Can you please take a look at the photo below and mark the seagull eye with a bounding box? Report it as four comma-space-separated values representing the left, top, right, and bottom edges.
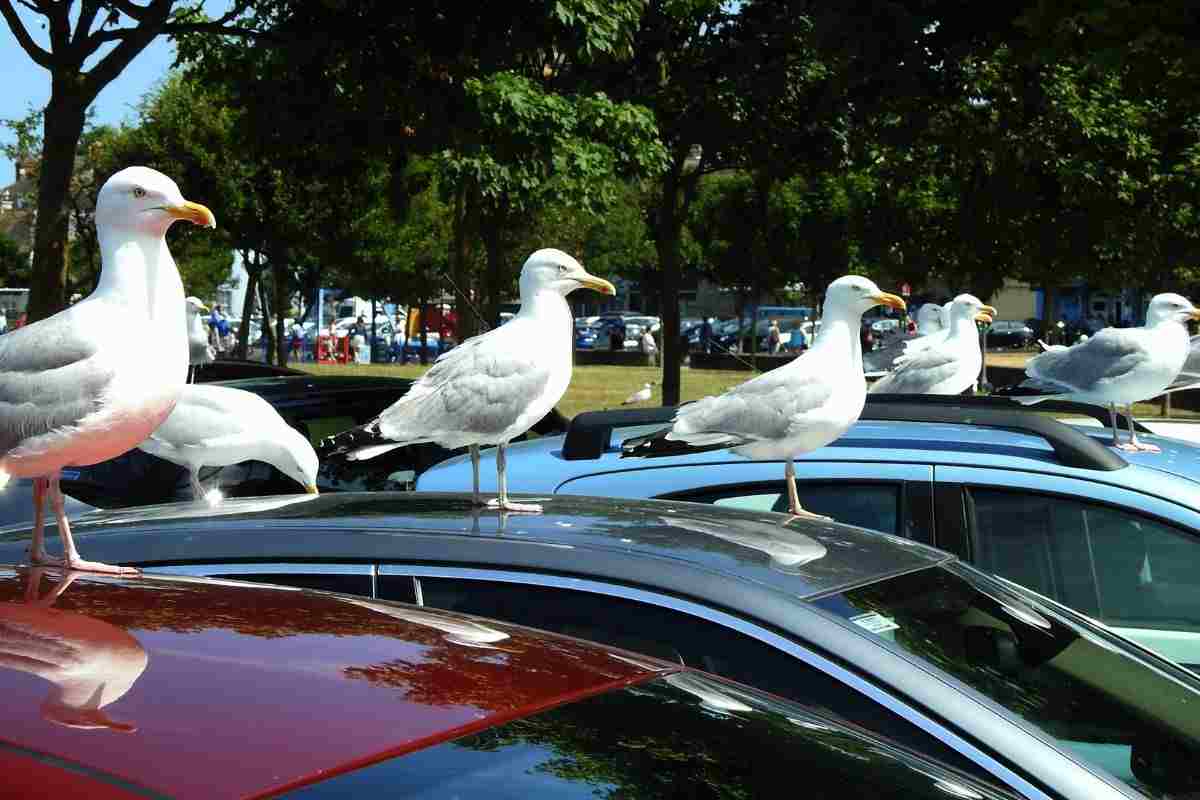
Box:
558, 265, 567, 275
133, 187, 146, 198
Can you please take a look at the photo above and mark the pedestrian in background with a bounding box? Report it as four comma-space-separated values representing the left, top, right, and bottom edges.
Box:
767, 319, 781, 354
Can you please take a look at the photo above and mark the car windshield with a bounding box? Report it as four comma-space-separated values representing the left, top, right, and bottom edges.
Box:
813, 565, 1200, 799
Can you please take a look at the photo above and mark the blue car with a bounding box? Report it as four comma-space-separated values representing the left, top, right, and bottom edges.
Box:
418, 394, 1200, 669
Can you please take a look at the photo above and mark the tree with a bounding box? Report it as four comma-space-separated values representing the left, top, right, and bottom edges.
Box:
0, 0, 266, 322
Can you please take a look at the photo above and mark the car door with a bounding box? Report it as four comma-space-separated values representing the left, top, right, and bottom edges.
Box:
934, 466, 1200, 669
558, 462, 934, 543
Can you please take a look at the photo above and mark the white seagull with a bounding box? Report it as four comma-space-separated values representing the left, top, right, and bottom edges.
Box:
323, 249, 615, 512
916, 302, 949, 336
869, 295, 995, 395
622, 382, 654, 405
0, 167, 214, 574
186, 296, 216, 375
1016, 293, 1200, 452
136, 384, 320, 501
663, 276, 905, 517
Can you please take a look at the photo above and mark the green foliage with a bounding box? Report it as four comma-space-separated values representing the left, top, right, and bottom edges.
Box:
0, 234, 29, 286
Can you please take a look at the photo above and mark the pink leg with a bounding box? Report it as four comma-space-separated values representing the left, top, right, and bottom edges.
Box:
27, 477, 64, 567
47, 476, 138, 576
783, 458, 830, 522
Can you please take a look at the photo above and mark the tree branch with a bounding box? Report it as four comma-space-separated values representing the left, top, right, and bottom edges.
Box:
72, 0, 102, 51
87, 25, 138, 45
81, 0, 173, 99
0, 0, 54, 68
106, 0, 154, 23
45, 0, 71, 54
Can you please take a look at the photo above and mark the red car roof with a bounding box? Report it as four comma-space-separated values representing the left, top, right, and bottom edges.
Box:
0, 566, 670, 798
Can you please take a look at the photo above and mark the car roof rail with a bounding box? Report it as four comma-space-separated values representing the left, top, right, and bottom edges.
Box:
609, 394, 1132, 471
860, 396, 1128, 471
563, 407, 677, 460
867, 393, 1151, 433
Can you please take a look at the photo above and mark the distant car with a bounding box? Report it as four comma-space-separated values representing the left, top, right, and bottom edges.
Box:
870, 318, 901, 334
418, 395, 1200, 671
4, 494, 1199, 799
2, 565, 1013, 799
987, 319, 1036, 349
55, 375, 568, 508
574, 318, 600, 349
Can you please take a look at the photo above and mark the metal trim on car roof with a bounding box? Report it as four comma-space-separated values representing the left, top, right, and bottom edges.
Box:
146, 559, 1049, 799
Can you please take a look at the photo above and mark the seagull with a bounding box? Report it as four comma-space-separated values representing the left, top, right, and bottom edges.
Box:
1164, 335, 1200, 393
186, 296, 216, 379
322, 248, 615, 512
916, 302, 948, 336
869, 295, 995, 395
0, 568, 147, 732
650, 276, 905, 517
622, 382, 654, 405
862, 300, 949, 374
0, 167, 214, 573
1015, 293, 1200, 452
136, 384, 320, 500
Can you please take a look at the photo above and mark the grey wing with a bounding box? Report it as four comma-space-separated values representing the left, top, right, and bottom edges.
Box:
0, 308, 114, 455
862, 337, 910, 373
671, 362, 834, 442
1024, 328, 1148, 392
376, 325, 548, 442
869, 346, 959, 394
1166, 335, 1200, 392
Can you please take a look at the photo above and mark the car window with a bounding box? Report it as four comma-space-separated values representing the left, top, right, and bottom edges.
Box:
697, 482, 900, 534
296, 415, 358, 445
230, 572, 374, 596
966, 487, 1200, 643
815, 565, 1200, 800
376, 575, 993, 780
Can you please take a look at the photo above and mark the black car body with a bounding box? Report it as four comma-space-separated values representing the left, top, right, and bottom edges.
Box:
986, 320, 1036, 349
4, 493, 1198, 799
57, 375, 568, 508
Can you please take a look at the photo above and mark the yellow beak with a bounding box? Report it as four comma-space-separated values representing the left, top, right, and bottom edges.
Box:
1189, 308, 1200, 321
976, 305, 997, 324
167, 200, 217, 229
305, 483, 320, 495
577, 273, 617, 296
872, 292, 907, 312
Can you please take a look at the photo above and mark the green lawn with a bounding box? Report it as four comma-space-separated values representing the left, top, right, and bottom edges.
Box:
295, 361, 749, 418
294, 360, 1200, 420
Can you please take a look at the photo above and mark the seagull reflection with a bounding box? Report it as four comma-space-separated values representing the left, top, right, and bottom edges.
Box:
340, 596, 515, 650
0, 568, 147, 732
658, 514, 828, 574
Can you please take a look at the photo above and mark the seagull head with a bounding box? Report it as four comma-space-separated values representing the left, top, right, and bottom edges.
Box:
273, 427, 321, 496
948, 294, 997, 324
1146, 293, 1200, 327
96, 166, 216, 237
824, 275, 906, 318
520, 248, 616, 299
185, 296, 209, 315
916, 303, 945, 335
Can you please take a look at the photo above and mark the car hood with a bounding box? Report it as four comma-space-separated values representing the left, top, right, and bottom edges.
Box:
0, 567, 664, 799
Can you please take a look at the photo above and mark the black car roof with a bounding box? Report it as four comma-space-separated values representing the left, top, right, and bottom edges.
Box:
218, 374, 415, 399
0, 493, 950, 603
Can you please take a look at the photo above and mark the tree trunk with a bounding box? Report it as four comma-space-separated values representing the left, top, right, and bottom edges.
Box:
1042, 283, 1059, 344
419, 295, 430, 366
26, 90, 88, 323
236, 259, 259, 361
258, 277, 275, 365
274, 260, 288, 366
481, 214, 507, 331
656, 187, 683, 405
451, 183, 479, 341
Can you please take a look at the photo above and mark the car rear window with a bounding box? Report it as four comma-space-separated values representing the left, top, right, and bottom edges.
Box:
288, 672, 1016, 799
813, 565, 1200, 799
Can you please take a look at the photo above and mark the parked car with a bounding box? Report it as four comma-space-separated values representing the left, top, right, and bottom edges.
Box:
2, 565, 1011, 798
2, 494, 1198, 799
418, 394, 1200, 670
986, 319, 1036, 349
53, 375, 568, 509
574, 317, 600, 349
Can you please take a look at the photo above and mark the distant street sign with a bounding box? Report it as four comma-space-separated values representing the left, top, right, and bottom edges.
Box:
900, 283, 912, 297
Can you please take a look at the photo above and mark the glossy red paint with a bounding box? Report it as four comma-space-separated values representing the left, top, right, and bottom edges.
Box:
0, 566, 670, 799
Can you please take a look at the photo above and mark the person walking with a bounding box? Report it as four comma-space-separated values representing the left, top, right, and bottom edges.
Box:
767, 319, 782, 354
640, 327, 659, 365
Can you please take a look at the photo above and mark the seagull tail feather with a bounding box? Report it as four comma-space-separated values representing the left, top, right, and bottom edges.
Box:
622, 426, 741, 459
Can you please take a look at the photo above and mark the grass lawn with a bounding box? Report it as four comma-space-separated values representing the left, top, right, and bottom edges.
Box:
295, 361, 750, 418
295, 353, 1200, 420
